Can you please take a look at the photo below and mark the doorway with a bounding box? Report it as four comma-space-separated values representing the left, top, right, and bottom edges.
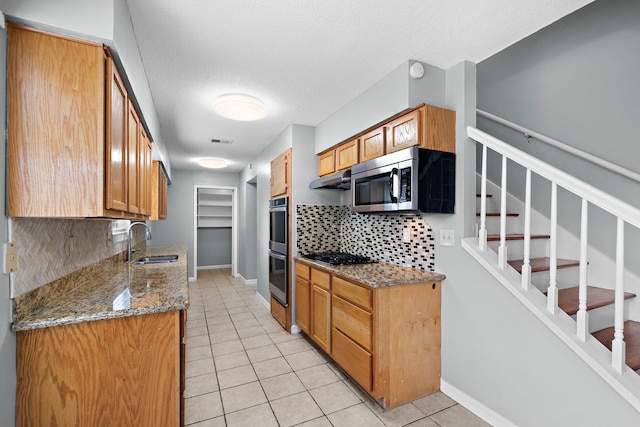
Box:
193, 185, 238, 281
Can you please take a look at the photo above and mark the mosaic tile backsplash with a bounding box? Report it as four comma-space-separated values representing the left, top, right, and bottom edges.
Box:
10, 218, 146, 298
296, 205, 435, 271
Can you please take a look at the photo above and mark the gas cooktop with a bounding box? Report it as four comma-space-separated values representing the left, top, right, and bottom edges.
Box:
302, 251, 377, 266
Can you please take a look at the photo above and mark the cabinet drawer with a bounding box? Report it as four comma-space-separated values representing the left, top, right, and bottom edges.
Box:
296, 262, 310, 280
332, 328, 372, 392
332, 277, 372, 310
332, 295, 372, 351
311, 268, 331, 290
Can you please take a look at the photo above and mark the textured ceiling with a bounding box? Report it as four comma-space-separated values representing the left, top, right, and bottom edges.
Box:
126, 0, 594, 172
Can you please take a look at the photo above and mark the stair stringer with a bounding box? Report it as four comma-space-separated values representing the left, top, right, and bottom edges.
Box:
478, 176, 640, 322
461, 237, 640, 412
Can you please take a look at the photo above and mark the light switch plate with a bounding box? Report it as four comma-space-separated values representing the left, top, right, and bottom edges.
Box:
3, 242, 18, 273
402, 229, 411, 243
439, 230, 454, 247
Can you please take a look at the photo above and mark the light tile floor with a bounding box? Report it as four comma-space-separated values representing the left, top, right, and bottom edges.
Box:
185, 269, 491, 427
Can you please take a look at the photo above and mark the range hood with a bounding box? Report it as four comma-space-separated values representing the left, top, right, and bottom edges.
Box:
309, 169, 351, 190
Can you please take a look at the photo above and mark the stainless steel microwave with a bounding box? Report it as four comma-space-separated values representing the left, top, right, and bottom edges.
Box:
351, 147, 455, 213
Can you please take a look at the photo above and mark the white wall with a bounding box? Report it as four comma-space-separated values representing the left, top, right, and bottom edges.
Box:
0, 21, 15, 427
149, 169, 239, 278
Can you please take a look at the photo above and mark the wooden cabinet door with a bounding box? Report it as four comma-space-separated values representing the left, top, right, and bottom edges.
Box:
295, 275, 311, 335
105, 56, 128, 212
360, 127, 386, 162
7, 24, 104, 217
127, 101, 140, 214
386, 109, 420, 154
270, 148, 290, 198
317, 150, 336, 177
150, 161, 168, 220
420, 105, 456, 153
138, 128, 152, 216
16, 312, 181, 427
159, 170, 168, 219
335, 139, 359, 171
311, 284, 331, 353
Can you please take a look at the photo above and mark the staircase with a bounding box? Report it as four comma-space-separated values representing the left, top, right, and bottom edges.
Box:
464, 126, 640, 411
477, 192, 640, 371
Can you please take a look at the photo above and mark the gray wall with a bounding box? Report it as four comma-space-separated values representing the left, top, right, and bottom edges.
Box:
239, 128, 293, 302
197, 228, 232, 267
237, 123, 334, 302
476, 0, 640, 272
0, 22, 15, 427
149, 169, 239, 278
310, 52, 640, 423
238, 179, 258, 281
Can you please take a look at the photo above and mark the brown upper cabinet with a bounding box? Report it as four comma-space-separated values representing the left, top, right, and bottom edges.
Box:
150, 161, 168, 221
386, 105, 455, 154
317, 137, 359, 177
317, 150, 335, 177
335, 138, 359, 171
270, 148, 291, 199
7, 23, 153, 218
316, 103, 455, 175
360, 126, 386, 162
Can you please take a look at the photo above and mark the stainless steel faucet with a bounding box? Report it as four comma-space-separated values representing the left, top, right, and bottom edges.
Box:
127, 221, 152, 262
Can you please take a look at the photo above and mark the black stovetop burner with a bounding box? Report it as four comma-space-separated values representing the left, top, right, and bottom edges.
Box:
303, 251, 377, 266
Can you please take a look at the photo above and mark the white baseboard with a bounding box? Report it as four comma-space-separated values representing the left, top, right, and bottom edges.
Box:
440, 380, 516, 427
236, 273, 257, 285
197, 264, 232, 270
188, 277, 196, 282
256, 292, 270, 309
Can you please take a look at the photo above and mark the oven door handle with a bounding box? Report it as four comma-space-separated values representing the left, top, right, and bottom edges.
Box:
268, 250, 287, 261
389, 168, 399, 203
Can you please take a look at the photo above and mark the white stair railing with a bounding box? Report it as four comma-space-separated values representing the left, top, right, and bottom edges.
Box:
468, 126, 640, 373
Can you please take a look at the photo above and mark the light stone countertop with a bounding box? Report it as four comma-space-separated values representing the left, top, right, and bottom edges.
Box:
295, 256, 446, 287
13, 245, 189, 331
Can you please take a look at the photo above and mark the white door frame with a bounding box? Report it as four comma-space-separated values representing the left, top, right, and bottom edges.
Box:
193, 185, 238, 281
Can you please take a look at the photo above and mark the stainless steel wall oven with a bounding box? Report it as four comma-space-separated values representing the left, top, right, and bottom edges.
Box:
268, 197, 288, 306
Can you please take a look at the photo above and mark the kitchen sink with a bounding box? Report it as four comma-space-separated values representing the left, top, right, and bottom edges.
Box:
133, 255, 179, 265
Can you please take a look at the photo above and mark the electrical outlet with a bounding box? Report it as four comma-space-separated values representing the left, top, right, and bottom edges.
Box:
439, 229, 454, 247
3, 242, 18, 273
402, 229, 411, 243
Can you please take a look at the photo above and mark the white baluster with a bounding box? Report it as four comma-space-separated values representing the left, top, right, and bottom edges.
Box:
498, 155, 508, 269
577, 199, 589, 341
547, 183, 558, 314
521, 169, 532, 290
612, 218, 626, 373
479, 144, 488, 252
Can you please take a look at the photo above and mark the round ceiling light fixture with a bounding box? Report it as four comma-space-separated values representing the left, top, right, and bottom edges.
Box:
213, 93, 267, 121
197, 158, 229, 169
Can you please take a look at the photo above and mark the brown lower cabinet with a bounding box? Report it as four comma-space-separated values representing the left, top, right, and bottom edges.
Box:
16, 311, 186, 427
295, 260, 441, 409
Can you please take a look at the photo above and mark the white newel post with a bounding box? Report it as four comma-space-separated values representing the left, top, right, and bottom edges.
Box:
498, 155, 508, 269
479, 144, 488, 252
577, 199, 589, 341
521, 169, 532, 290
612, 218, 626, 373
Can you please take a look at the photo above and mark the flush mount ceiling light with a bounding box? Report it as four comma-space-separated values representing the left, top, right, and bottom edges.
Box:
213, 93, 267, 121
198, 158, 228, 169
